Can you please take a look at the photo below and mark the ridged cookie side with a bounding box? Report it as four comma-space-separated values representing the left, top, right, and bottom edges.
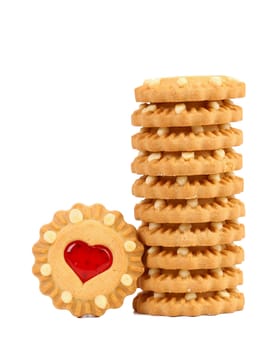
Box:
135, 197, 245, 223
145, 244, 244, 270
135, 76, 245, 103
138, 221, 245, 247
132, 100, 242, 127
131, 149, 242, 176
132, 174, 243, 199
138, 267, 243, 293
133, 290, 244, 316
132, 126, 243, 152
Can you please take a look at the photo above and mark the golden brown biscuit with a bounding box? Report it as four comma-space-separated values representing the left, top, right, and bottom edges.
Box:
135, 76, 245, 102
133, 290, 244, 316
132, 173, 243, 199
138, 220, 245, 247
132, 100, 242, 127
145, 244, 244, 270
138, 267, 242, 293
131, 149, 242, 176
132, 125, 242, 152
135, 197, 245, 223
32, 203, 144, 317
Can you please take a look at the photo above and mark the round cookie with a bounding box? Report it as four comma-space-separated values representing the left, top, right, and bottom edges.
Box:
137, 220, 245, 247
132, 125, 243, 152
132, 173, 243, 200
131, 149, 242, 176
134, 197, 245, 224
138, 267, 243, 294
132, 100, 242, 127
135, 76, 245, 103
133, 290, 244, 316
32, 203, 144, 317
144, 244, 244, 270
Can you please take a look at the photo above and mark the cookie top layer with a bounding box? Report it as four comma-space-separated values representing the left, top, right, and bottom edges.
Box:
32, 203, 144, 317
135, 76, 245, 102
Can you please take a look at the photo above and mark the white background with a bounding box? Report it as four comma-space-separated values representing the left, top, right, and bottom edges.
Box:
0, 0, 268, 349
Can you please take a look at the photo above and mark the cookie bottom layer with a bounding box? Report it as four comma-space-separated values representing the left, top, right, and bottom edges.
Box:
133, 290, 244, 316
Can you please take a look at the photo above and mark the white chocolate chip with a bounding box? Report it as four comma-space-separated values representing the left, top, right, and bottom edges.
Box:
157, 127, 170, 136
178, 223, 192, 233
179, 269, 191, 278
210, 222, 223, 230
213, 244, 224, 252
209, 76, 223, 86
148, 268, 160, 276
177, 77, 188, 87
142, 104, 157, 114
103, 213, 116, 226
61, 291, 72, 304
69, 209, 83, 223
214, 149, 225, 159
177, 247, 189, 256
218, 290, 230, 298
182, 151, 194, 160
145, 175, 158, 185
185, 292, 197, 301
124, 240, 136, 252
154, 199, 166, 210
148, 246, 159, 255
153, 292, 165, 298
144, 78, 160, 87
175, 103, 186, 114
40, 263, 52, 276
148, 152, 162, 162
176, 176, 188, 186
187, 198, 198, 208
208, 174, 221, 183
120, 274, 133, 286
220, 123, 231, 130
211, 268, 224, 277
94, 295, 107, 309
208, 101, 220, 110
43, 230, 56, 244
218, 197, 228, 204
192, 125, 204, 134
148, 223, 161, 230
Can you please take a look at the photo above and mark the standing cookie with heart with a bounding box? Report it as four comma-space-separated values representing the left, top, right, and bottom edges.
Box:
32, 203, 144, 317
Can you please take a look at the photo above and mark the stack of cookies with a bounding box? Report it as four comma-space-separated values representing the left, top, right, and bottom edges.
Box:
131, 76, 245, 316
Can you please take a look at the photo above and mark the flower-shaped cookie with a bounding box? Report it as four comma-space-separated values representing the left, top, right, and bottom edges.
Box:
32, 203, 144, 317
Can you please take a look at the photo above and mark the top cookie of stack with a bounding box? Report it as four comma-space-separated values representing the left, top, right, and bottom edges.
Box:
132, 75, 245, 316
135, 76, 245, 103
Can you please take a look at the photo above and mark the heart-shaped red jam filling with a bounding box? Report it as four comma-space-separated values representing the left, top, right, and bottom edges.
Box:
64, 240, 113, 283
